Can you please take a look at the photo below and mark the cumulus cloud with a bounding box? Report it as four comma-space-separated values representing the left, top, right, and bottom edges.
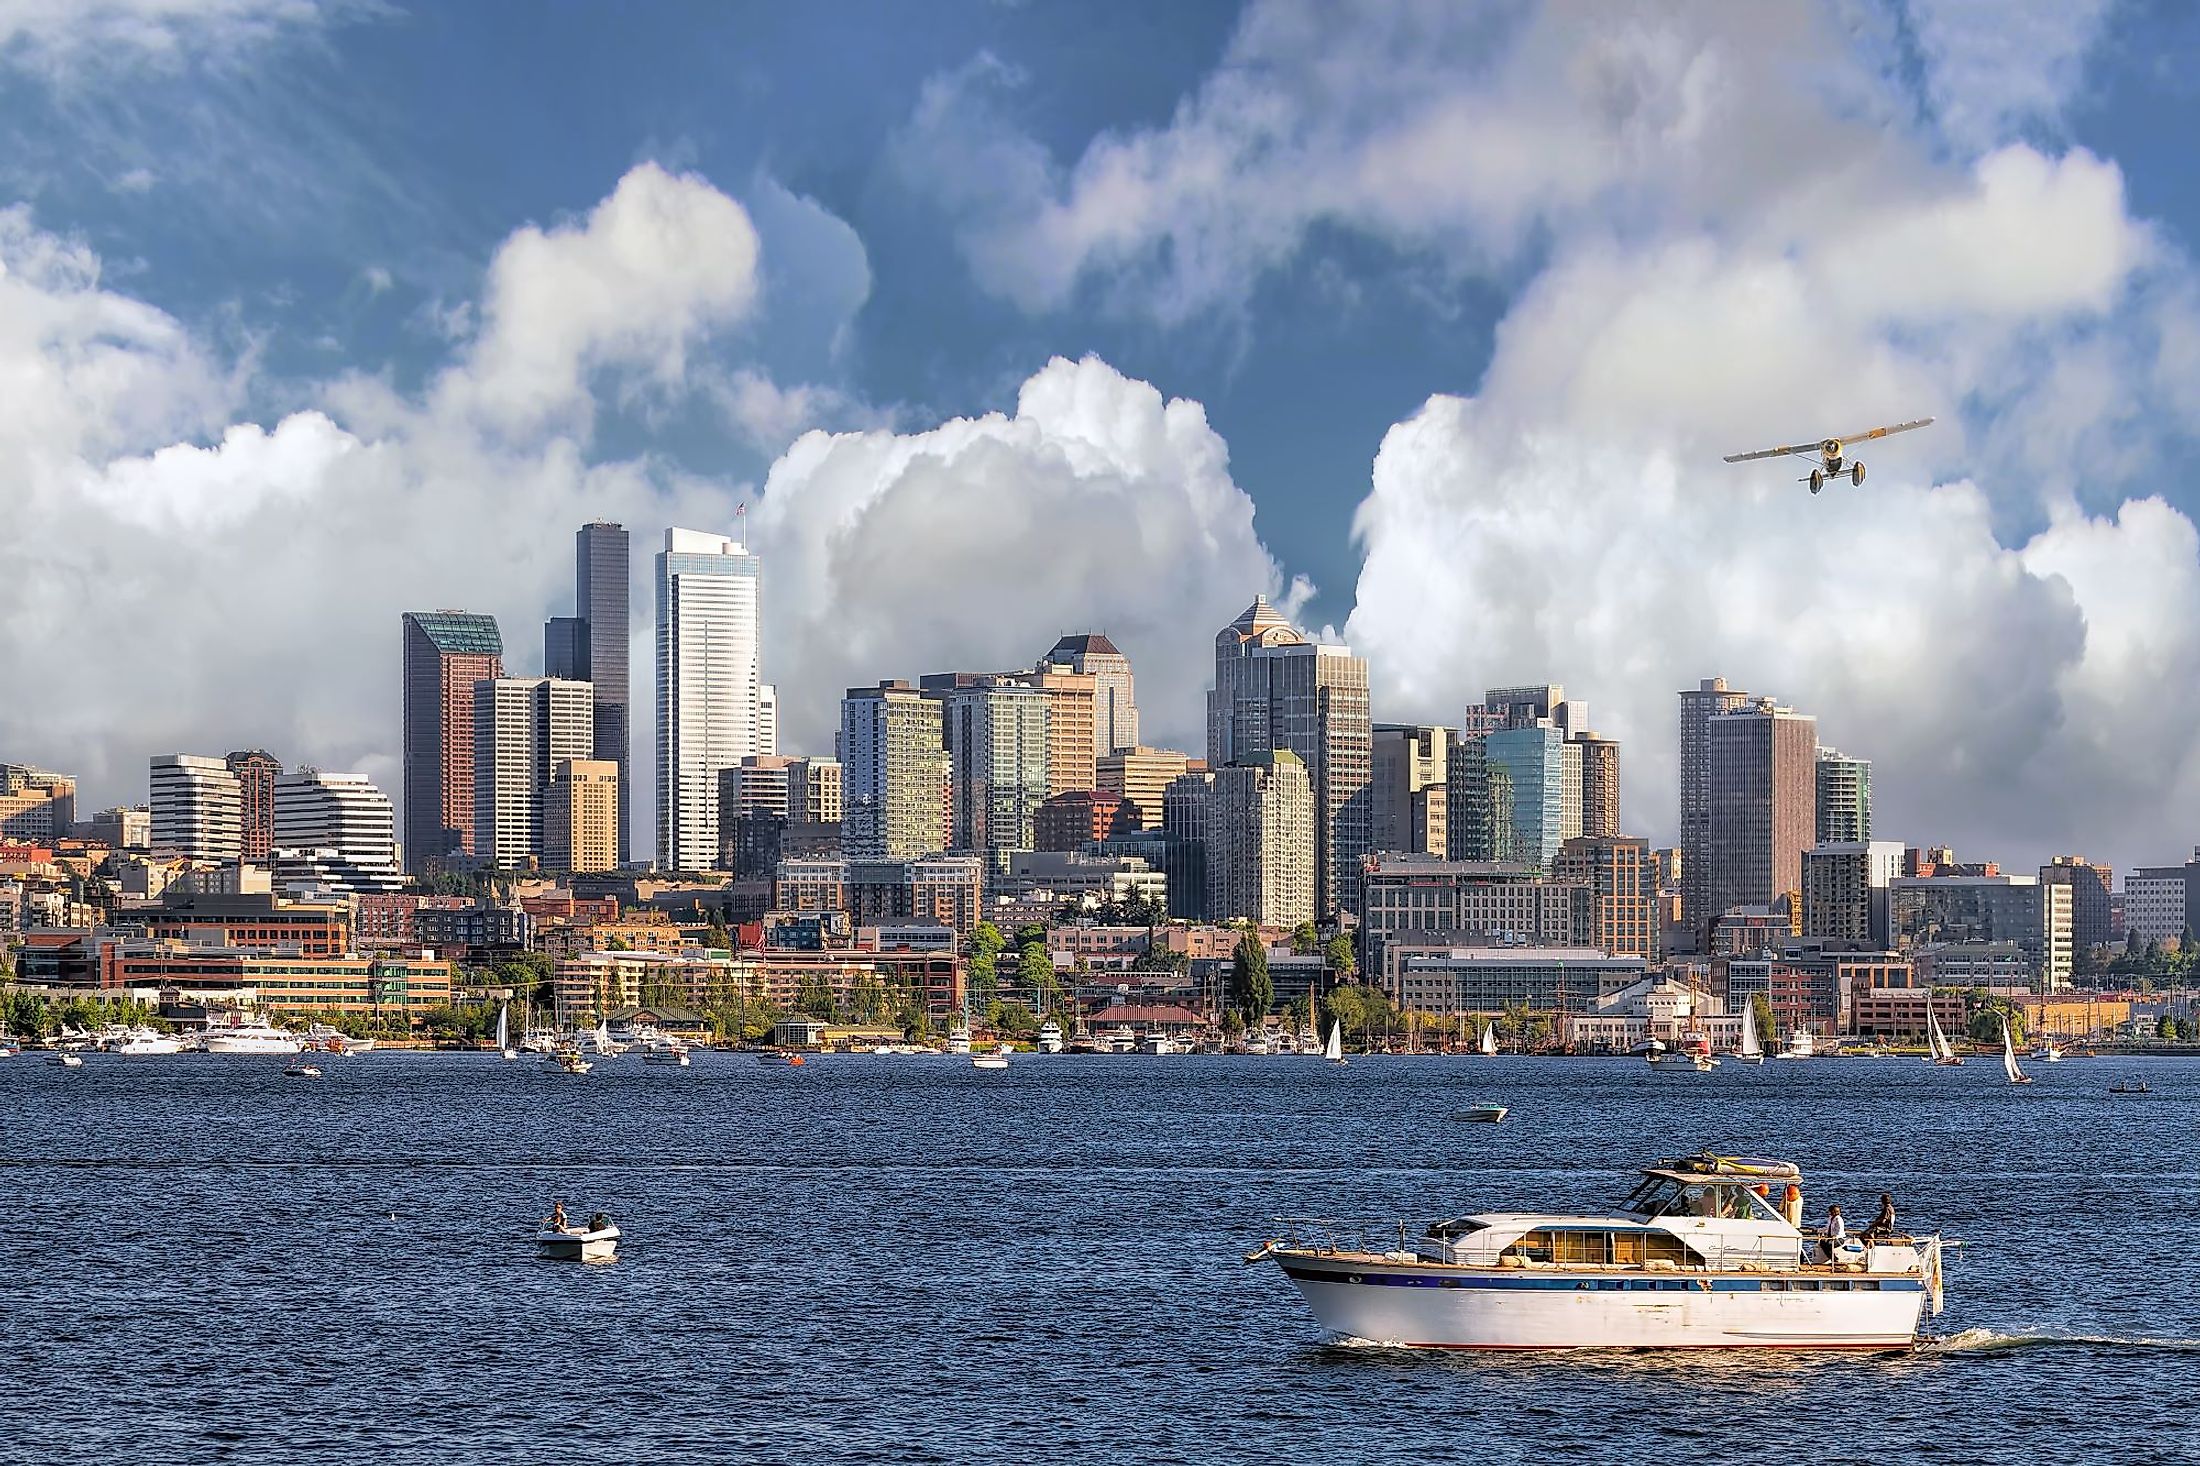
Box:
752, 354, 1302, 755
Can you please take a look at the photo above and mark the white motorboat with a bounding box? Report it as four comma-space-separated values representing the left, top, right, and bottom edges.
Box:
755, 1050, 805, 1067
49, 1051, 85, 1068
1035, 1019, 1065, 1054
585, 1020, 626, 1057
2034, 1042, 2065, 1062
1648, 1049, 1715, 1072
2000, 1015, 2032, 1085
283, 1060, 323, 1078
1734, 1005, 1765, 1065
946, 1022, 973, 1057
642, 1039, 691, 1067
202, 1019, 303, 1055
1457, 1103, 1507, 1123
1137, 1033, 1179, 1055
1774, 1027, 1815, 1061
972, 1053, 1009, 1071
550, 1047, 592, 1075
537, 1212, 619, 1263
1252, 1151, 1945, 1351
1322, 1021, 1347, 1065
104, 1026, 183, 1056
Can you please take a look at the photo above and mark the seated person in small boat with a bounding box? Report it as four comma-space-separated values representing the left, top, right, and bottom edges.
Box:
1861, 1192, 1896, 1243
548, 1201, 568, 1231
1817, 1204, 1846, 1262
588, 1212, 610, 1233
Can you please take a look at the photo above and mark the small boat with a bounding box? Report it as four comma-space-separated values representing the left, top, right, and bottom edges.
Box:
1924, 1007, 1964, 1066
642, 1039, 691, 1067
537, 1210, 619, 1263
283, 1061, 323, 1078
1999, 1015, 2032, 1086
1035, 1019, 1065, 1054
551, 1048, 592, 1075
1456, 1103, 1507, 1123
946, 1022, 973, 1057
2036, 1043, 2065, 1062
1322, 1021, 1347, 1066
755, 1050, 805, 1067
1773, 1027, 1814, 1061
972, 1053, 1009, 1071
48, 1051, 84, 1069
495, 1003, 517, 1062
1734, 1004, 1765, 1064
1648, 1049, 1714, 1072
2110, 1078, 2151, 1095
1479, 1022, 1498, 1058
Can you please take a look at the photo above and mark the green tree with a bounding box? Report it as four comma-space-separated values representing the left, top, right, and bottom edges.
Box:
1322, 933, 1358, 982
2160, 1015, 2181, 1041
1290, 921, 1321, 956
1018, 940, 1057, 1003
1013, 922, 1049, 950
1230, 933, 1274, 1020
1749, 993, 1778, 1051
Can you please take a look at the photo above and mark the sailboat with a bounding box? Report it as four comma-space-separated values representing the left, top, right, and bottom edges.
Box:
495, 1002, 517, 1061
1925, 1005, 1964, 1066
1479, 1021, 1498, 1058
1322, 1021, 1347, 1066
1735, 1003, 1765, 1064
2000, 1014, 2032, 1085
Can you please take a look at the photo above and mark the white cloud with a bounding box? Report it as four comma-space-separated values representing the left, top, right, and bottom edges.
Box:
752, 354, 1301, 756
1902, 0, 2116, 153
0, 0, 353, 74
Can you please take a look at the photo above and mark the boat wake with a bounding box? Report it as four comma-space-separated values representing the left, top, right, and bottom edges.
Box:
1921, 1327, 2200, 1356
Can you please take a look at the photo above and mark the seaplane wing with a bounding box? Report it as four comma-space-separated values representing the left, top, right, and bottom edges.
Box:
1825, 416, 1933, 447
1722, 440, 1820, 463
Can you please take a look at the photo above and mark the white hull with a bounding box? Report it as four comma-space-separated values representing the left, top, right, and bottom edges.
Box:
108, 1037, 183, 1055
1281, 1257, 1924, 1350
203, 1032, 302, 1055
537, 1226, 619, 1262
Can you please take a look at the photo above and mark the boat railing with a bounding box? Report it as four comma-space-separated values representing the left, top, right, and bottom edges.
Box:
1263, 1217, 1421, 1258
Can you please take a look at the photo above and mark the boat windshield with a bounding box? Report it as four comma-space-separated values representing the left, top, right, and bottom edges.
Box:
1626, 1177, 1787, 1223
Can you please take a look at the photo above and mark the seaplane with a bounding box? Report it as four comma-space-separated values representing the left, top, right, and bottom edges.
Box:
1723, 417, 1933, 494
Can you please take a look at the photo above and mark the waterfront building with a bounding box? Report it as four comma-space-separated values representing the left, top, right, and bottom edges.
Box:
1888, 872, 2070, 989
100, 946, 450, 1028
150, 754, 243, 862
1206, 595, 1371, 916
545, 758, 619, 873
1704, 696, 1817, 944
1205, 749, 1315, 928
0, 765, 76, 844
148, 890, 353, 956
1044, 632, 1138, 753
2041, 856, 2114, 963
270, 769, 401, 894
224, 750, 282, 862
1553, 835, 1656, 958
1676, 676, 1750, 950
1359, 853, 1584, 971
400, 610, 504, 870
840, 682, 948, 861
473, 677, 594, 868
1814, 747, 1871, 843
1371, 724, 1450, 858
1483, 723, 1567, 871
1381, 942, 1646, 1016
1800, 840, 1906, 947
1035, 790, 1133, 852
1572, 732, 1621, 840
2124, 863, 2187, 947
934, 677, 1050, 855
656, 527, 765, 873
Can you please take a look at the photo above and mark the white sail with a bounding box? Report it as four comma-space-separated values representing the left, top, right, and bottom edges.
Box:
1926, 1005, 1950, 1062
1739, 1003, 1761, 1059
1480, 1022, 1498, 1057
2001, 1015, 2026, 1084
1323, 1021, 1344, 1062
495, 1002, 510, 1052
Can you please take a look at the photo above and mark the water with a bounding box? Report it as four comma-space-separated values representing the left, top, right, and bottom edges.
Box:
8, 1051, 2200, 1465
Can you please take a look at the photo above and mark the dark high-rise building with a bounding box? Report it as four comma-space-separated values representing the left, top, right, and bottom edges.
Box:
1676, 676, 1750, 950
1704, 698, 1817, 937
543, 524, 631, 864
401, 611, 504, 872
224, 749, 283, 862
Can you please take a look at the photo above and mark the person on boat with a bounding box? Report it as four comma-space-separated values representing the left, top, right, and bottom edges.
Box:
1861, 1192, 1897, 1243
588, 1212, 610, 1233
1818, 1204, 1847, 1263
548, 1201, 568, 1231
1781, 1182, 1803, 1229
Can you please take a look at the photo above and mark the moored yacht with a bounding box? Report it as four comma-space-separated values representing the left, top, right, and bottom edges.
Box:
103, 1026, 183, 1056
202, 1019, 303, 1055
1251, 1152, 1945, 1350
1774, 1028, 1815, 1061
1035, 1019, 1065, 1054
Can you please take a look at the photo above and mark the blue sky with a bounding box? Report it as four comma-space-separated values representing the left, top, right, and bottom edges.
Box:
7, 0, 2200, 874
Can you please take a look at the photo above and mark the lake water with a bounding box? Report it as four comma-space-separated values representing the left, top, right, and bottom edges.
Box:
7, 1051, 2198, 1465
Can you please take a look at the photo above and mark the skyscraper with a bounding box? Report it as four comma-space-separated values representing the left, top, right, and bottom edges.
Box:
1705, 697, 1818, 935
1483, 722, 1568, 870
841, 681, 948, 860
545, 759, 620, 874
1371, 724, 1450, 857
1814, 747, 1872, 843
575, 524, 630, 861
1205, 749, 1315, 927
656, 527, 764, 872
1207, 595, 1372, 916
1676, 676, 1749, 948
473, 677, 594, 867
401, 610, 505, 871
1013, 663, 1098, 798
225, 750, 282, 862
271, 769, 402, 894
1045, 632, 1138, 753
1096, 746, 1192, 831
938, 678, 1050, 855
1554, 835, 1655, 958
2041, 855, 2114, 964
1572, 732, 1621, 839
150, 754, 243, 862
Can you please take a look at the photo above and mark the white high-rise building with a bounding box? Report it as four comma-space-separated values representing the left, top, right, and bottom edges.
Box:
657, 528, 765, 871
474, 678, 594, 867
150, 754, 243, 862
271, 770, 402, 894
757, 683, 779, 759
